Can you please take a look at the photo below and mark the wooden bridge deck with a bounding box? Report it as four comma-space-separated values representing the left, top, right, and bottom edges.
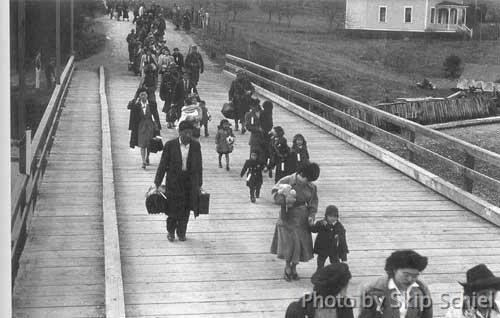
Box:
12, 17, 500, 317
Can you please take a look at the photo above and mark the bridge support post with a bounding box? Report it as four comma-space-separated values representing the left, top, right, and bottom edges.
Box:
464, 153, 475, 192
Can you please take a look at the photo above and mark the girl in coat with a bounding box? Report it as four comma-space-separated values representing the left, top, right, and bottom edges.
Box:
215, 119, 235, 171
240, 151, 264, 203
310, 205, 349, 271
128, 88, 161, 169
288, 134, 310, 174
269, 126, 290, 183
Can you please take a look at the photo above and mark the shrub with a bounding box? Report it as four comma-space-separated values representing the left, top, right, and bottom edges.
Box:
443, 54, 462, 78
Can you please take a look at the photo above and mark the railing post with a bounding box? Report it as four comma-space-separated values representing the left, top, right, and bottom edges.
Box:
464, 153, 475, 192
25, 129, 32, 176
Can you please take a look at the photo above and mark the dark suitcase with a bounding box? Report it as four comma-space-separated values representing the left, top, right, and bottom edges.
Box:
148, 136, 163, 153
197, 190, 210, 215
145, 185, 168, 214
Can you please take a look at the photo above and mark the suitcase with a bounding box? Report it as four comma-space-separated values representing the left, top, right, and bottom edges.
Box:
197, 190, 210, 215
145, 185, 168, 214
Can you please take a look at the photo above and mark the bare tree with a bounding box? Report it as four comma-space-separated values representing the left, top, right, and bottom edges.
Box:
282, 0, 304, 27
223, 0, 251, 22
258, 0, 276, 23
315, 0, 345, 31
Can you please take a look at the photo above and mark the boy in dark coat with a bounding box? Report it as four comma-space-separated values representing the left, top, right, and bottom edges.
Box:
240, 151, 264, 203
310, 205, 349, 271
172, 48, 184, 69
199, 100, 211, 137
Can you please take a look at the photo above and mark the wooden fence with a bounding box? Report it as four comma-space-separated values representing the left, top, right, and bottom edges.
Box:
224, 54, 500, 210
11, 56, 75, 286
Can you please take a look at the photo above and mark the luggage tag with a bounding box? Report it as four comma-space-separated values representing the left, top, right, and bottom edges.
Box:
246, 173, 252, 182
297, 153, 301, 161
281, 162, 285, 170
250, 117, 254, 125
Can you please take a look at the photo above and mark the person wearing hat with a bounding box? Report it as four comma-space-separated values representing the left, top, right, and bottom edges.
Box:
359, 250, 433, 318
128, 87, 161, 169
154, 120, 203, 242
285, 262, 354, 318
445, 264, 500, 318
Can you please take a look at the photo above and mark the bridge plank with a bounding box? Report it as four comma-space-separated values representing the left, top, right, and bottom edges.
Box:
12, 69, 106, 317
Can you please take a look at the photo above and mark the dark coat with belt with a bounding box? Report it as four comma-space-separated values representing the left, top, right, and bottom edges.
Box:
240, 159, 264, 188
128, 99, 161, 148
154, 138, 203, 217
310, 220, 348, 261
286, 295, 354, 318
358, 276, 433, 318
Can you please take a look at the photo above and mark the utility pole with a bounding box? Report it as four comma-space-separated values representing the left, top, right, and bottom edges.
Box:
18, 0, 27, 173
56, 0, 61, 84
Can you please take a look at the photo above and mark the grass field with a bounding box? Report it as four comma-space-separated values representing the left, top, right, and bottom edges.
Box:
167, 0, 500, 104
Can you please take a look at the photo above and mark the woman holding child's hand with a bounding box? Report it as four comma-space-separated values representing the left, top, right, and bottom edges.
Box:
270, 162, 320, 282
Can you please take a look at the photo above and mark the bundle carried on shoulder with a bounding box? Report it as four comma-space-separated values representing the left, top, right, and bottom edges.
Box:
145, 185, 168, 214
178, 104, 202, 124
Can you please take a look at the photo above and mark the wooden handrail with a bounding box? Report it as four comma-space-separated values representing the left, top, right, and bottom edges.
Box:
225, 54, 500, 169
224, 55, 500, 207
11, 56, 75, 286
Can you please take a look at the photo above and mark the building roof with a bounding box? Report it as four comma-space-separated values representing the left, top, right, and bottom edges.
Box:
457, 63, 500, 92
436, 1, 468, 7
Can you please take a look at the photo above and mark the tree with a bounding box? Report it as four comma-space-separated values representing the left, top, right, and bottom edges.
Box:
315, 0, 346, 31
443, 54, 462, 78
282, 0, 303, 27
258, 0, 275, 23
223, 0, 251, 22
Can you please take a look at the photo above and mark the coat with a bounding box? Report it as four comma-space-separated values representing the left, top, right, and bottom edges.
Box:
240, 159, 264, 188
310, 220, 348, 261
229, 77, 255, 118
154, 138, 203, 217
172, 52, 184, 68
128, 99, 160, 148
358, 276, 433, 318
286, 295, 354, 318
215, 127, 234, 154
288, 145, 310, 173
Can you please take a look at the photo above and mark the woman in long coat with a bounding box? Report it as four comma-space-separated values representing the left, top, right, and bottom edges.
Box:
271, 162, 320, 281
128, 88, 161, 169
228, 70, 254, 133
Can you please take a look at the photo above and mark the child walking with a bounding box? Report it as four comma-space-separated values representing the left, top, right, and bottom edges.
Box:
215, 119, 235, 171
289, 134, 310, 173
199, 100, 211, 137
310, 205, 349, 271
240, 151, 264, 203
269, 126, 290, 183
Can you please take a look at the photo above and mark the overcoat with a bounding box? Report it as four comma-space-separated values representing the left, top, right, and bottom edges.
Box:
286, 295, 354, 318
128, 99, 160, 148
310, 220, 349, 261
154, 138, 203, 217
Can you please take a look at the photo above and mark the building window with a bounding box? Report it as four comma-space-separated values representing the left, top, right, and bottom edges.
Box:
438, 8, 448, 24
430, 7, 436, 23
404, 7, 412, 23
379, 6, 387, 22
450, 8, 457, 24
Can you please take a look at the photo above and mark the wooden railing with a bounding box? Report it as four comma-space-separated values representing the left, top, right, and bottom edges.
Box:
224, 54, 500, 211
11, 56, 75, 286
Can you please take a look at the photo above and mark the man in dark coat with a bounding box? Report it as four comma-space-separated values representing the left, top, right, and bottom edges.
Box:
126, 29, 137, 63
172, 47, 184, 69
184, 45, 204, 94
229, 70, 255, 133
154, 121, 203, 242
160, 64, 185, 128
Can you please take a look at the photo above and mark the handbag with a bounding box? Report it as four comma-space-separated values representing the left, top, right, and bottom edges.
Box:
145, 185, 168, 214
221, 101, 235, 119
197, 190, 210, 215
148, 136, 163, 153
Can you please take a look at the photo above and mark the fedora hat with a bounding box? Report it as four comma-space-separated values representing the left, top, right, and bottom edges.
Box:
459, 264, 500, 292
